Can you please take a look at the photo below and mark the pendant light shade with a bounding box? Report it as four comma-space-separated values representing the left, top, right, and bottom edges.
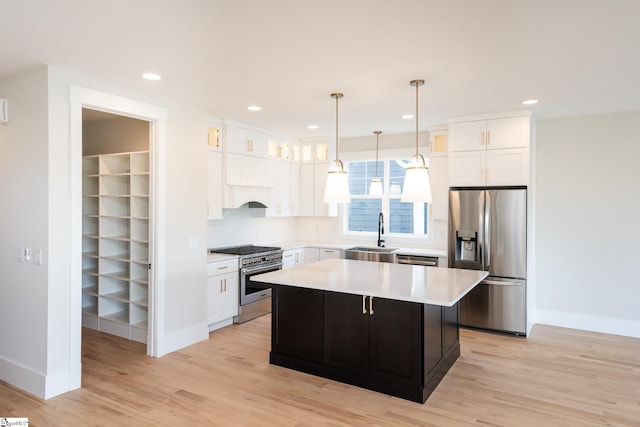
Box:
401, 79, 432, 203
369, 130, 383, 196
324, 93, 351, 204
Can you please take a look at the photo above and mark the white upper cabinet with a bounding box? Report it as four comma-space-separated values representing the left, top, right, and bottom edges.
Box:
226, 125, 268, 157
266, 158, 292, 217
449, 116, 529, 152
428, 127, 448, 157
207, 150, 223, 220
448, 113, 531, 187
428, 156, 449, 220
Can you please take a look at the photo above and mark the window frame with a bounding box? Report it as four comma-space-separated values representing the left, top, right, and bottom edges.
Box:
339, 149, 435, 245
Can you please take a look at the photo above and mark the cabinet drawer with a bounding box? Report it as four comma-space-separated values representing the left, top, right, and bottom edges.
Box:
207, 259, 239, 276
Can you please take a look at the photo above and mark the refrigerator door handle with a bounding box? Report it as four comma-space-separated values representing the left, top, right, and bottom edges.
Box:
478, 191, 485, 269
484, 191, 491, 270
483, 279, 523, 287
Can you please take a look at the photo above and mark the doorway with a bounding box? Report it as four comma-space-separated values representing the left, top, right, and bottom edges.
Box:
70, 86, 167, 390
81, 109, 150, 346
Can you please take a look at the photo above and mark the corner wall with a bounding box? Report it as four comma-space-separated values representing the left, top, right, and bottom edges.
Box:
535, 112, 640, 337
0, 67, 51, 397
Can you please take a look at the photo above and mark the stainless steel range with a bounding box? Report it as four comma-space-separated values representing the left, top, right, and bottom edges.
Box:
209, 245, 283, 323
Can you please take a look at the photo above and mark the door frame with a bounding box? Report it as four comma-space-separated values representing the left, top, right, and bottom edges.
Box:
69, 86, 167, 388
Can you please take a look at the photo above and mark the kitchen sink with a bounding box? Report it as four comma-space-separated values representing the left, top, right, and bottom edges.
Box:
344, 246, 398, 263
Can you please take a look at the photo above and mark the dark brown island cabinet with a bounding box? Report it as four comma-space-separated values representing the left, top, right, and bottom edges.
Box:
269, 284, 461, 403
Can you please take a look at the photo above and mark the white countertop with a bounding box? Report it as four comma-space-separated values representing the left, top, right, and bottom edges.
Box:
207, 253, 239, 263
253, 259, 487, 307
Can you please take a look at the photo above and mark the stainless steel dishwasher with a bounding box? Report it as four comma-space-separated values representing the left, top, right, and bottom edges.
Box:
395, 254, 439, 267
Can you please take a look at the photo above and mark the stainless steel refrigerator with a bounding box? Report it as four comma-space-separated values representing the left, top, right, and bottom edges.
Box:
448, 187, 527, 335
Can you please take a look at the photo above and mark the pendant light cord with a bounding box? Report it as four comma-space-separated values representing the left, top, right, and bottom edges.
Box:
374, 130, 382, 177
331, 93, 344, 164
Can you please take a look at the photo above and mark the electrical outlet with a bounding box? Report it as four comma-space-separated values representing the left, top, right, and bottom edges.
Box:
15, 247, 24, 262
23, 247, 31, 262
33, 249, 43, 265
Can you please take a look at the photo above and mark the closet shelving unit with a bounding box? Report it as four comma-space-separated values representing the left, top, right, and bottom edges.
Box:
82, 150, 150, 344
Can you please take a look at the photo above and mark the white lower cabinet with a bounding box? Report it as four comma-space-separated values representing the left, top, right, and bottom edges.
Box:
319, 248, 341, 260
282, 248, 304, 269
207, 258, 239, 328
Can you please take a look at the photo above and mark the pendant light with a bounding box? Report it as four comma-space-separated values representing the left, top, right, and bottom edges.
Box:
401, 79, 432, 203
324, 92, 351, 203
369, 130, 383, 196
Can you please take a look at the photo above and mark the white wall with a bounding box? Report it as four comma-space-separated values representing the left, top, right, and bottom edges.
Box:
535, 112, 640, 337
0, 65, 210, 399
0, 67, 51, 396
207, 207, 299, 247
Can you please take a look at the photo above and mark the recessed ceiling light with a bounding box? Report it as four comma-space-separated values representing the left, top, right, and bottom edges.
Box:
402, 114, 414, 119
248, 106, 262, 111
521, 99, 539, 105
307, 125, 319, 129
142, 73, 161, 81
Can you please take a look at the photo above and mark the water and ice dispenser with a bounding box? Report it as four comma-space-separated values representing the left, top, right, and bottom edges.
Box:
455, 229, 478, 262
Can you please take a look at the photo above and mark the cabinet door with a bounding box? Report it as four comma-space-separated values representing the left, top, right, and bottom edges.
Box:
449, 120, 486, 152
282, 250, 296, 269
207, 151, 222, 220
304, 247, 319, 263
319, 248, 341, 260
226, 126, 268, 157
324, 292, 369, 375
429, 130, 448, 156
448, 150, 486, 187
486, 117, 529, 150
368, 297, 423, 385
218, 272, 239, 320
299, 164, 314, 216
266, 159, 291, 217
428, 156, 449, 220
290, 162, 301, 216
486, 147, 529, 186
272, 285, 324, 363
207, 271, 238, 324
206, 276, 221, 325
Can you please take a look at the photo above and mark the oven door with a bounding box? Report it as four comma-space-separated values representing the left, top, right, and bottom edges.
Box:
240, 262, 282, 305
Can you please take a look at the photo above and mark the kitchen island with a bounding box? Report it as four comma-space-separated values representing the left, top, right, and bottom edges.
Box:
253, 259, 488, 403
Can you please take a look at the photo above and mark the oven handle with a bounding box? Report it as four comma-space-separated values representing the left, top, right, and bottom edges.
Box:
242, 262, 283, 275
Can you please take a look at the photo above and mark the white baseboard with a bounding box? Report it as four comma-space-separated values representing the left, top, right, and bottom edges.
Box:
208, 317, 233, 333
536, 309, 640, 338
0, 357, 77, 400
155, 323, 209, 357
0, 356, 46, 399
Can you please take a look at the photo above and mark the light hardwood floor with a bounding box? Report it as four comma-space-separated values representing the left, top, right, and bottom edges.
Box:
1, 316, 639, 426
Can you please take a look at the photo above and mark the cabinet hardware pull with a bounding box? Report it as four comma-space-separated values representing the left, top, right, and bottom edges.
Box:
362, 295, 367, 314
217, 266, 228, 270
220, 281, 223, 293
481, 131, 485, 145
223, 279, 227, 292
487, 130, 491, 145
369, 296, 374, 315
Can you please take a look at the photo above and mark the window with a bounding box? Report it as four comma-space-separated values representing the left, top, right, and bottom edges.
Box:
345, 159, 429, 237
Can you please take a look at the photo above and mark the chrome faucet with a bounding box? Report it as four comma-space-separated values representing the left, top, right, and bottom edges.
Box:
377, 212, 385, 247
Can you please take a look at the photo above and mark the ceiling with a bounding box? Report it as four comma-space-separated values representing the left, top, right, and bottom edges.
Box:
1, 0, 639, 138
